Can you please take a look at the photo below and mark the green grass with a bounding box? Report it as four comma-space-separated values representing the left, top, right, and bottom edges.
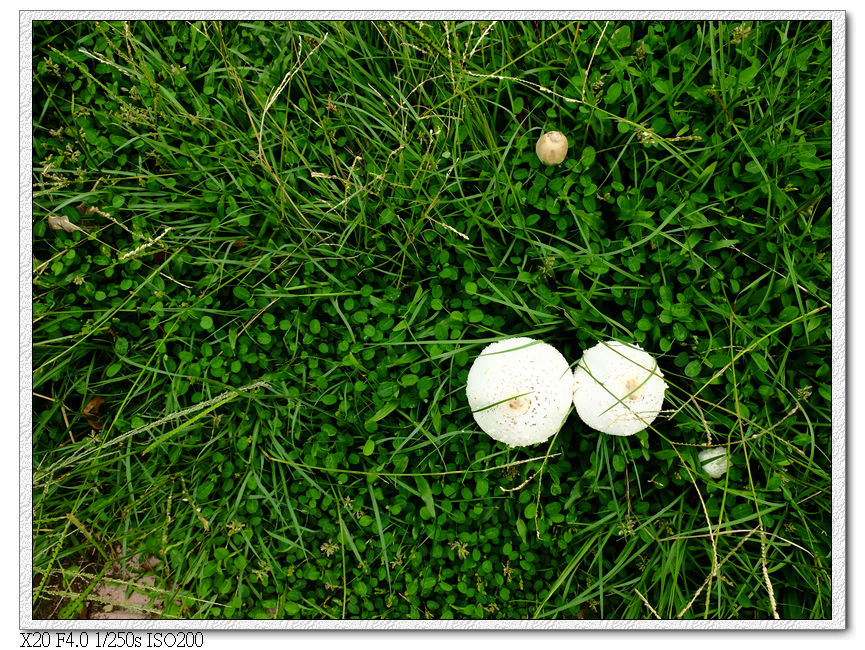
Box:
31, 19, 832, 621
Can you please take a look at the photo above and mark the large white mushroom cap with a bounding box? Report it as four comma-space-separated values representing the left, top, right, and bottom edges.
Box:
698, 448, 730, 479
572, 340, 667, 436
465, 337, 573, 447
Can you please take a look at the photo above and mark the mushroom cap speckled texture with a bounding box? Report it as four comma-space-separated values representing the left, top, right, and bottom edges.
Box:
698, 448, 730, 479
466, 337, 573, 447
535, 131, 568, 165
572, 340, 667, 436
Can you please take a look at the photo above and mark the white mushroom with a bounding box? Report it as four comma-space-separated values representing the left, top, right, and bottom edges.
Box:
698, 448, 730, 479
572, 340, 667, 436
465, 337, 573, 447
535, 131, 568, 165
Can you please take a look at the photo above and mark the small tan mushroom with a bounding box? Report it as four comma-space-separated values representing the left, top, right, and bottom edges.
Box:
535, 131, 568, 165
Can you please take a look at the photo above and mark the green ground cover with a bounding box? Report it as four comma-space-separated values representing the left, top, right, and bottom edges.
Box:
31, 19, 832, 620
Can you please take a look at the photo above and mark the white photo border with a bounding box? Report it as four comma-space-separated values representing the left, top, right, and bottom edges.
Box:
20, 9, 847, 630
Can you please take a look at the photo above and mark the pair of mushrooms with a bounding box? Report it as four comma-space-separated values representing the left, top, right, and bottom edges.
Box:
466, 337, 666, 444
465, 338, 731, 477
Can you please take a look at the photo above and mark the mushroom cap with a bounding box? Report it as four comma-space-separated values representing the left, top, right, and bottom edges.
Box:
698, 448, 730, 479
572, 340, 667, 436
466, 337, 573, 447
535, 131, 569, 165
